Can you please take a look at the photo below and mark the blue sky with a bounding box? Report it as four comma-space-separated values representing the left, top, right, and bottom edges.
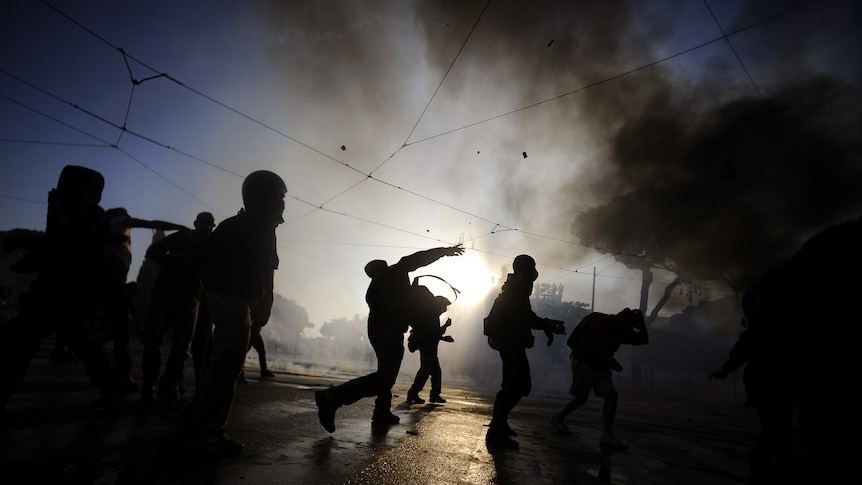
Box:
2, 0, 860, 335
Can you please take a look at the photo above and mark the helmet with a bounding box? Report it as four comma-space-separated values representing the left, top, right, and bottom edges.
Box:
364, 259, 388, 278
242, 170, 287, 223
512, 254, 538, 281
194, 212, 216, 232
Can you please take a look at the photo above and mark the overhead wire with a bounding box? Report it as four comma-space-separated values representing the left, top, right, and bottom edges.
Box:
34, 1, 510, 232
8, 2, 529, 247
402, 0, 819, 147
0, 92, 114, 147
0, 69, 244, 178
702, 0, 763, 100
4, 0, 840, 282
370, 0, 492, 177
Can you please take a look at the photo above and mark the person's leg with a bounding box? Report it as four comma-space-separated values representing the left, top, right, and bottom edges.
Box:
107, 284, 134, 384
191, 298, 212, 387
551, 361, 592, 434
160, 299, 198, 398
429, 345, 444, 402
599, 389, 619, 434
141, 294, 170, 399
408, 347, 432, 402
487, 347, 530, 448
371, 330, 404, 420
61, 318, 119, 400
251, 330, 274, 376
191, 294, 251, 447
559, 396, 589, 418
594, 375, 627, 449
315, 329, 404, 432
751, 397, 796, 480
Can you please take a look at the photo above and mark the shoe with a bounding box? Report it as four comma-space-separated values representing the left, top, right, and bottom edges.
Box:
371, 410, 400, 426
260, 369, 276, 378
550, 415, 571, 434
315, 390, 336, 433
190, 433, 244, 454
486, 428, 519, 450
406, 393, 425, 404
600, 433, 629, 450
238, 372, 248, 384
429, 394, 446, 403
502, 422, 518, 437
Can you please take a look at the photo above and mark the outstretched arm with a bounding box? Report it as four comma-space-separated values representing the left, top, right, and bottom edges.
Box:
539, 317, 566, 346
396, 244, 464, 272
709, 328, 750, 379
126, 217, 189, 232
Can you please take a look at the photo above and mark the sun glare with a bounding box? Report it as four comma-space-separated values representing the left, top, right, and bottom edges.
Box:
428, 252, 500, 309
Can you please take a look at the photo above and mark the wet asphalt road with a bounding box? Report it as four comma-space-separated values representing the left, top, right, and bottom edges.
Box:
1, 344, 760, 485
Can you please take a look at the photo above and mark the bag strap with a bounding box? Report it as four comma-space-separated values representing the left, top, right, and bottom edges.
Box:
411, 274, 461, 302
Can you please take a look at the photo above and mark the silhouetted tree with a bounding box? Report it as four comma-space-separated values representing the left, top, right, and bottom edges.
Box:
267, 294, 313, 355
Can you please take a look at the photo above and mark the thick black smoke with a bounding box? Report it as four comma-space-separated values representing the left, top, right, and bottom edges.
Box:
411, 0, 861, 288
255, 0, 860, 300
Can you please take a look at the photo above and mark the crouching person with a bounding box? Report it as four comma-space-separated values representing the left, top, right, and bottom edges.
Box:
550, 307, 648, 450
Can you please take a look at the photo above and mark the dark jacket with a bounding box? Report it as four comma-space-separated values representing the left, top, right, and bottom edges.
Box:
196, 211, 278, 308
366, 248, 452, 334
484, 273, 547, 350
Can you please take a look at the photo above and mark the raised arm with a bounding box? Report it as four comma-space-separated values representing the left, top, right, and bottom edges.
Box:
396, 244, 464, 272
126, 217, 189, 232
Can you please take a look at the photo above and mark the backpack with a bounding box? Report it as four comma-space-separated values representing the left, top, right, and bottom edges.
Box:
483, 287, 524, 350
483, 289, 505, 341
410, 275, 460, 303
406, 276, 457, 352
566, 312, 602, 353
406, 275, 459, 323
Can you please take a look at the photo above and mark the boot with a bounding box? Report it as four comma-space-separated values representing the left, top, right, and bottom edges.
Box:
486, 423, 519, 449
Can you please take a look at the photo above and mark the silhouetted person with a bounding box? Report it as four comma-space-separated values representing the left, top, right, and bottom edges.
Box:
239, 318, 275, 383
406, 294, 453, 404
708, 216, 862, 483
550, 307, 648, 450
190, 293, 212, 387
178, 171, 286, 454
787, 217, 862, 482
482, 254, 566, 449
140, 212, 215, 402
709, 275, 799, 481
0, 165, 121, 410
101, 206, 189, 394
315, 244, 464, 433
